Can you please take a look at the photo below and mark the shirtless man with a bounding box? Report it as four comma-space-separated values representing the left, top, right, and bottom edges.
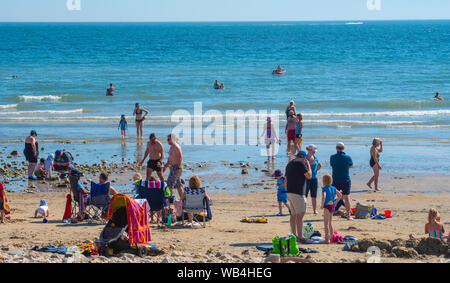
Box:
163, 134, 183, 198
139, 133, 165, 182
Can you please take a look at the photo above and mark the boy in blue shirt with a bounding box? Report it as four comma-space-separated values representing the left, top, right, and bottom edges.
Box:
273, 169, 291, 216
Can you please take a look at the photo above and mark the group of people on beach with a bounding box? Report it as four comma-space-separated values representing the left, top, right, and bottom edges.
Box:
267, 99, 389, 243
273, 141, 354, 243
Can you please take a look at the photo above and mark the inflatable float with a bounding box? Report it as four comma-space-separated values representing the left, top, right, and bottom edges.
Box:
272, 70, 286, 75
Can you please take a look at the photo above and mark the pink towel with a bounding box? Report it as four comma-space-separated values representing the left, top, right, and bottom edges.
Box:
332, 231, 343, 243
126, 197, 152, 245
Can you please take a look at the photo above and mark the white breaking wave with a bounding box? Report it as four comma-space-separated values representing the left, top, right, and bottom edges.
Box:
19, 95, 63, 102
0, 104, 17, 109
0, 109, 83, 115
303, 110, 450, 117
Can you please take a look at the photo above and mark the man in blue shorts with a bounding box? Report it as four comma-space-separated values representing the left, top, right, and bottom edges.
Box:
330, 142, 354, 220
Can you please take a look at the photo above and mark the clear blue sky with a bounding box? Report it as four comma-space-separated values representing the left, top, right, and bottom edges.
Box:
1, 0, 449, 22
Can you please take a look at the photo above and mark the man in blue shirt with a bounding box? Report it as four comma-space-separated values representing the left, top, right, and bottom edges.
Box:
330, 142, 354, 220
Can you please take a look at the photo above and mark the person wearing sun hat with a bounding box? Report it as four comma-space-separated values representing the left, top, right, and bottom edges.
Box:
330, 142, 354, 220
285, 150, 312, 239
24, 130, 39, 180
306, 144, 322, 215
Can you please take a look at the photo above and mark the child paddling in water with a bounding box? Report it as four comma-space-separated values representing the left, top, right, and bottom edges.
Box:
118, 114, 128, 138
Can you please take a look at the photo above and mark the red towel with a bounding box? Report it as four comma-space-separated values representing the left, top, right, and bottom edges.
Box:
63, 194, 72, 220
0, 182, 10, 215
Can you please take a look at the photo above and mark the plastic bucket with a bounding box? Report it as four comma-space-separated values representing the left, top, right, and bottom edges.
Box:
351, 208, 355, 215
384, 210, 392, 218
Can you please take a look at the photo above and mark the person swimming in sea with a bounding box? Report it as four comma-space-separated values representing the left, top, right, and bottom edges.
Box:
435, 92, 443, 100
273, 65, 285, 74
214, 80, 220, 89
106, 83, 115, 96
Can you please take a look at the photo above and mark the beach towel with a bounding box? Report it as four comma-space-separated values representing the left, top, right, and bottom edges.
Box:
332, 232, 343, 244
241, 216, 267, 223
0, 182, 11, 214
126, 196, 151, 245
109, 194, 151, 245
63, 194, 72, 220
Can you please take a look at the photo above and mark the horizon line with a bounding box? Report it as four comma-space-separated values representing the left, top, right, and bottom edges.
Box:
1, 18, 450, 24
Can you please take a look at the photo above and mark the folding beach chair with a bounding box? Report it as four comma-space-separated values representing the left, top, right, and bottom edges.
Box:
86, 181, 111, 224
135, 180, 167, 224
182, 187, 208, 228
68, 169, 89, 222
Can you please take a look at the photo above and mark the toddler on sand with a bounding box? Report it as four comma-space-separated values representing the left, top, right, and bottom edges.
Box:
34, 199, 49, 218
273, 169, 291, 216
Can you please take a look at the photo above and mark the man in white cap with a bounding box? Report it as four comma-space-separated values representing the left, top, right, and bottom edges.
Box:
330, 142, 354, 220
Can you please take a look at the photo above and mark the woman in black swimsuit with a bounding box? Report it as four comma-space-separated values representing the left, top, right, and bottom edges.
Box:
24, 130, 39, 180
133, 103, 149, 139
367, 138, 383, 191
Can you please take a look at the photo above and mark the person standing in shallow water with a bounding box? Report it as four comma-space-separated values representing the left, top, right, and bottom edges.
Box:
24, 130, 39, 180
106, 83, 115, 96
260, 116, 279, 160
367, 138, 383, 191
133, 103, 149, 139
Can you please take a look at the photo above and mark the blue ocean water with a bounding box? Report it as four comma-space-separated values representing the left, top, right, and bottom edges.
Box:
0, 21, 449, 178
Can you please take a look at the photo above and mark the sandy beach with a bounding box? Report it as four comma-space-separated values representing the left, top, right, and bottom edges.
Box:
0, 163, 449, 263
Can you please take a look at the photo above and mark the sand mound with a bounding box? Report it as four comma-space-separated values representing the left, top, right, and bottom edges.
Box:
355, 237, 449, 259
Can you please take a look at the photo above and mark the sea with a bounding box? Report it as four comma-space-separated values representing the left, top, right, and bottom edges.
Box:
0, 21, 449, 192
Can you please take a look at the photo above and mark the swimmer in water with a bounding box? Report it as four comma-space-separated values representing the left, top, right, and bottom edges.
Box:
106, 83, 115, 96
219, 83, 225, 90
435, 92, 443, 100
214, 80, 220, 89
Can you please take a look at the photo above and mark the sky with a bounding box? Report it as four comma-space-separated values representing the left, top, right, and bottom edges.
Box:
0, 0, 449, 22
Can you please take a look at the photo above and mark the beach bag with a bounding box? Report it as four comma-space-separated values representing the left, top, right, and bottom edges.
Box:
272, 235, 299, 256
303, 222, 315, 239
354, 203, 373, 219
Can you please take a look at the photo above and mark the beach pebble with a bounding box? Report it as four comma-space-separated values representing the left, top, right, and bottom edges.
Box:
161, 256, 177, 263
8, 250, 24, 256
391, 246, 419, 259
264, 254, 280, 263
